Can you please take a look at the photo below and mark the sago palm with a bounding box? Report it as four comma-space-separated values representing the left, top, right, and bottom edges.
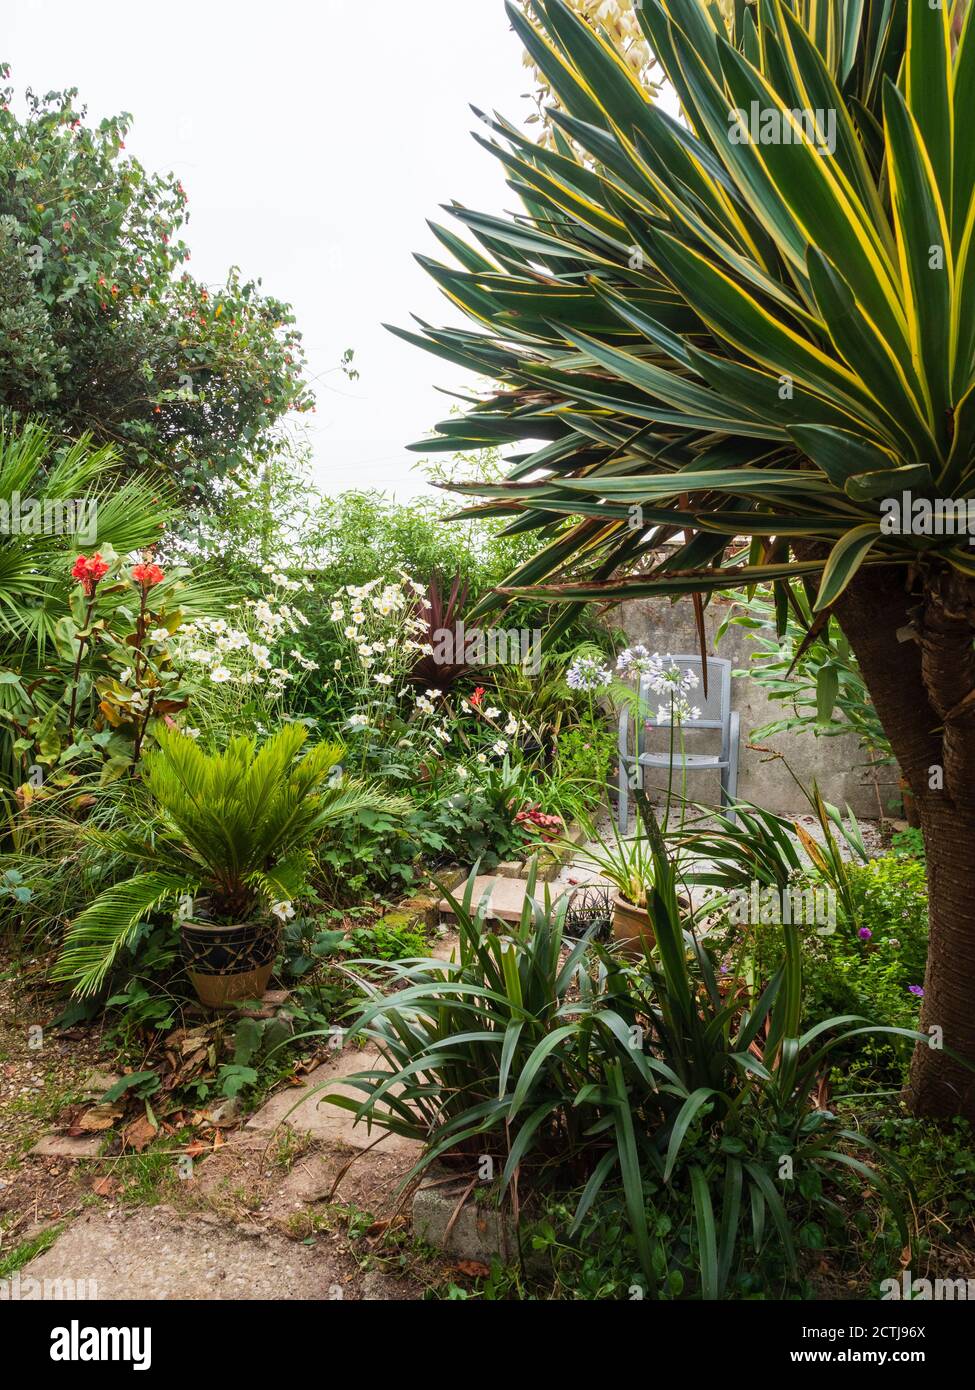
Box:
395, 0, 975, 1120
54, 722, 408, 996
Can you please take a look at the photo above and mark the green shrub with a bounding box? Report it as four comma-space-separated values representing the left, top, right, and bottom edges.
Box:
310, 809, 915, 1300
553, 722, 616, 811
803, 854, 929, 1090
890, 826, 925, 862
0, 72, 309, 486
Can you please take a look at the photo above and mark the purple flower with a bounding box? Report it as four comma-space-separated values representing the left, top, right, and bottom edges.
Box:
858, 927, 872, 940
908, 984, 925, 998
566, 656, 612, 693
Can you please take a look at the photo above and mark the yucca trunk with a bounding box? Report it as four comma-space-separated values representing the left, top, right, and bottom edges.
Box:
835, 566, 975, 1122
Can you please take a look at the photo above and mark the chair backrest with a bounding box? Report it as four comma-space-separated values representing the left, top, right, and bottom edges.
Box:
637, 655, 731, 732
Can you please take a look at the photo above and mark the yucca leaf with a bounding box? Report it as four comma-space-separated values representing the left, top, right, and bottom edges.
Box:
904, 0, 953, 203
883, 77, 954, 446
814, 523, 882, 608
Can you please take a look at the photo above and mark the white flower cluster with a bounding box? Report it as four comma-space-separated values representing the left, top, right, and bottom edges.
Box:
566, 655, 613, 692
330, 574, 437, 735
617, 644, 658, 677
260, 562, 312, 595
522, 0, 657, 150
177, 580, 317, 697
641, 654, 702, 724
520, 0, 734, 153
331, 573, 524, 772
523, 0, 652, 82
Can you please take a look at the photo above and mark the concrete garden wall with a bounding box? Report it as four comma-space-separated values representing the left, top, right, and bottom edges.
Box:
610, 596, 896, 820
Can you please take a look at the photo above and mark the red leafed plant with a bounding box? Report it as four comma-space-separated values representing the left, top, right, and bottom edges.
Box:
405, 573, 482, 694
514, 805, 564, 842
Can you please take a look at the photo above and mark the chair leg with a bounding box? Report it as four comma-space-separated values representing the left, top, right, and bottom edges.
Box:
724, 717, 740, 826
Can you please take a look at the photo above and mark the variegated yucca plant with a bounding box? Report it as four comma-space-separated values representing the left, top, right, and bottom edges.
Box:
394, 0, 975, 1120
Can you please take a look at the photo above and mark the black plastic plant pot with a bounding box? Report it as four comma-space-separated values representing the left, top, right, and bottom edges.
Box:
180, 917, 279, 1009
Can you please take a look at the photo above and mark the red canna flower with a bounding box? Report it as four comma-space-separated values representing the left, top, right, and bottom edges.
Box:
71, 553, 109, 596
131, 562, 165, 589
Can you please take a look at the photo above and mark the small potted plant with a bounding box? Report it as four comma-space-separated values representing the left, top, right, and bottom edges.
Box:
55, 724, 406, 1007
569, 817, 659, 953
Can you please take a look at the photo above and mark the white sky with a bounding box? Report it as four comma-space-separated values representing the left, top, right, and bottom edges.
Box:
4, 0, 535, 499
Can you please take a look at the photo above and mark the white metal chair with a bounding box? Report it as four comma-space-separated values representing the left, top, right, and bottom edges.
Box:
617, 654, 740, 831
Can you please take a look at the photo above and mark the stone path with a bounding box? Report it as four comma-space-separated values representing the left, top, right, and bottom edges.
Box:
17, 940, 468, 1302
21, 1205, 361, 1301
243, 1042, 423, 1158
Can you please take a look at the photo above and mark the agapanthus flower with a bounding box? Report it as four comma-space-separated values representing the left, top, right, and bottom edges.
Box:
617, 644, 657, 677
566, 656, 612, 692
656, 698, 701, 725
647, 654, 700, 699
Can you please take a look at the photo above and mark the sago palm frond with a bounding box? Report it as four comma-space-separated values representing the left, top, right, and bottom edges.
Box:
51, 870, 196, 998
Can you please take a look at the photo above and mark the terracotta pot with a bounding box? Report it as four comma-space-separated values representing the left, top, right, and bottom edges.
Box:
611, 896, 656, 955
899, 776, 921, 829
180, 917, 279, 1009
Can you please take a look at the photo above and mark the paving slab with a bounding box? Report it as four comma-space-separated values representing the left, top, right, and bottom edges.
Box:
436, 875, 537, 924
18, 1206, 356, 1300
245, 1045, 423, 1157
29, 1134, 103, 1160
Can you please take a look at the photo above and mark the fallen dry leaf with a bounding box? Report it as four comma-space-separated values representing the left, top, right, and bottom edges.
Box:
122, 1114, 158, 1153
92, 1176, 118, 1197
76, 1103, 124, 1132
450, 1260, 491, 1279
